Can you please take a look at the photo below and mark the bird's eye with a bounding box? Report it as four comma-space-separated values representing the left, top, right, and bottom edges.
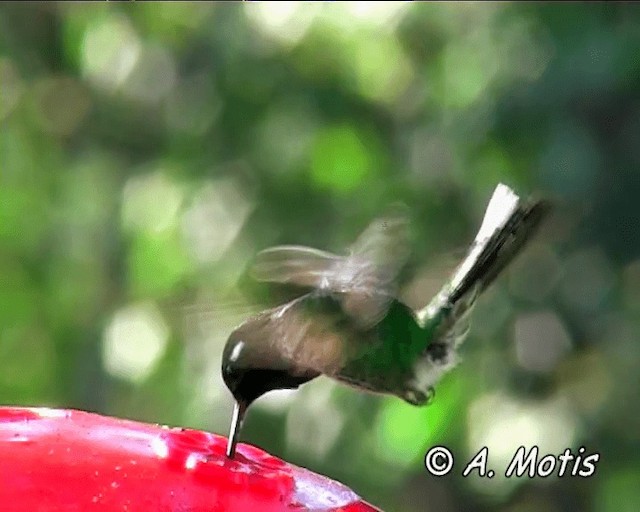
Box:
228, 341, 245, 363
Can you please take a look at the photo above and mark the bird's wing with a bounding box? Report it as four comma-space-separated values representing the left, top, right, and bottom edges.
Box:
252, 209, 412, 329
340, 211, 411, 328
251, 246, 344, 289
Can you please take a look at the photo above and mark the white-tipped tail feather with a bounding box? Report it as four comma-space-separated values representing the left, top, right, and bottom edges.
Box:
417, 183, 547, 326
409, 184, 549, 398
449, 184, 521, 299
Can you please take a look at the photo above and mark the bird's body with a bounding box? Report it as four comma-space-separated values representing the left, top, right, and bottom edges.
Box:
222, 183, 550, 457
228, 292, 433, 404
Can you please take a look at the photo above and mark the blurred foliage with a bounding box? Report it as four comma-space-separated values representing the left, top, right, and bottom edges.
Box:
1, 2, 640, 511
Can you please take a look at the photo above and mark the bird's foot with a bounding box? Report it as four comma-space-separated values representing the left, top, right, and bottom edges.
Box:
402, 385, 435, 406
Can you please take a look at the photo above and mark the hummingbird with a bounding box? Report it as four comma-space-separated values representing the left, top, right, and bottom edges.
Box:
221, 183, 550, 458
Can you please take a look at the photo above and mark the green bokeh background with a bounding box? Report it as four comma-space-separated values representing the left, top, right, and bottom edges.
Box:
1, 3, 639, 511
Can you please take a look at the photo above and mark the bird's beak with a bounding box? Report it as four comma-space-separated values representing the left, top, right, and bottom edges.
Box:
226, 399, 248, 459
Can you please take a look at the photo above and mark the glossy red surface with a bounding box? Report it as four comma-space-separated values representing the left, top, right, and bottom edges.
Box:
0, 407, 380, 512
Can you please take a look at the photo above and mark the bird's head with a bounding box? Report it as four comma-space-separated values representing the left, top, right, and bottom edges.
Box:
221, 316, 317, 408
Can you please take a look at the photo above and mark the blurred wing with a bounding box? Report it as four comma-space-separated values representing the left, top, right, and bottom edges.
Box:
342, 210, 412, 327
252, 209, 412, 329
251, 245, 344, 289
348, 209, 411, 290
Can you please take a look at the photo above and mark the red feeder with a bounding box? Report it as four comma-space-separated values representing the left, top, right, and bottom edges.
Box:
0, 407, 380, 512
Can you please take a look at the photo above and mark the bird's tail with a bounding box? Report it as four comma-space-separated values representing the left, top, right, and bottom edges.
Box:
417, 184, 550, 332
